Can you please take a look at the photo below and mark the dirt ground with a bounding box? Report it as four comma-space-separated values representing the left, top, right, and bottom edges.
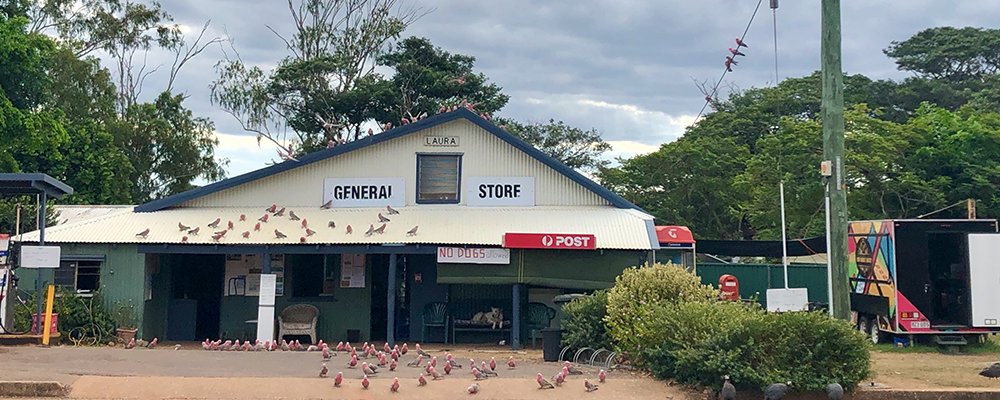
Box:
869, 351, 1000, 390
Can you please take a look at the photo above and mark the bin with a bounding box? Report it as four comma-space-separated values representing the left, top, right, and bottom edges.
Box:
542, 328, 562, 362
31, 313, 59, 335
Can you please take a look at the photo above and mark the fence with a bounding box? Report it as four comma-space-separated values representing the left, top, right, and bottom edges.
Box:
696, 263, 829, 306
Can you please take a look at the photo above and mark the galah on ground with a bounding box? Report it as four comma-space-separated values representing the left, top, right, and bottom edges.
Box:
489, 357, 497, 371
391, 349, 399, 361
449, 357, 462, 369
266, 204, 277, 213
348, 354, 358, 368
334, 372, 343, 387
508, 356, 516, 369
416, 343, 429, 357
221, 340, 232, 350
444, 362, 452, 375
378, 213, 391, 223
362, 362, 376, 375
729, 47, 746, 57
188, 227, 200, 235
126, 338, 136, 349
274, 207, 285, 216
148, 338, 158, 349
239, 214, 246, 222
472, 367, 487, 381
408, 355, 423, 367
564, 361, 583, 375
322, 347, 331, 360
242, 341, 252, 351
468, 383, 480, 394
173, 344, 181, 350
365, 224, 375, 236
242, 231, 250, 239
207, 218, 221, 228
429, 366, 442, 380
598, 369, 606, 383
321, 200, 333, 209
202, 340, 211, 350
336, 341, 344, 352
425, 362, 433, 375
429, 356, 437, 368
319, 363, 328, 377
736, 38, 749, 48
280, 340, 290, 351
178, 222, 190, 231
585, 380, 599, 392
136, 339, 148, 348
555, 371, 566, 386
379, 354, 387, 366
258, 213, 269, 222
418, 373, 427, 386
269, 341, 278, 351
481, 362, 497, 377
400, 343, 408, 355
227, 220, 234, 230
390, 377, 400, 393
274, 229, 287, 239
374, 223, 387, 234
383, 342, 391, 353
389, 359, 398, 371
469, 359, 476, 370
289, 210, 300, 220
361, 375, 370, 390
135, 228, 150, 238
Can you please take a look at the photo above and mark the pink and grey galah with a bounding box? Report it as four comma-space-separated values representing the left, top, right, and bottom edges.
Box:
468, 383, 480, 394
333, 372, 343, 387
378, 213, 391, 223
555, 372, 566, 386
417, 373, 427, 386
178, 222, 190, 231
319, 363, 328, 377
336, 341, 345, 352
408, 355, 423, 367
598, 369, 607, 383
322, 347, 331, 360
274, 229, 287, 239
266, 204, 277, 213
126, 338, 136, 349
537, 373, 555, 389
444, 362, 452, 375
374, 223, 386, 234
148, 338, 158, 349
207, 218, 221, 228
239, 214, 246, 222
361, 375, 370, 390
489, 357, 497, 371
258, 213, 269, 222
585, 380, 599, 392
188, 227, 200, 235
135, 228, 150, 238
429, 366, 442, 380
471, 367, 487, 380
227, 220, 234, 230
735, 37, 749, 48
507, 356, 516, 369
729, 47, 746, 57
389, 359, 398, 371
348, 354, 358, 368
301, 219, 308, 228
289, 210, 300, 220
390, 377, 400, 393
305, 228, 316, 237
274, 207, 285, 216
400, 343, 408, 355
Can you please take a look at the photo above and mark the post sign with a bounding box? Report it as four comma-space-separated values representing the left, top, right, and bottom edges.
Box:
465, 177, 534, 207
503, 233, 596, 250
437, 247, 511, 264
323, 178, 405, 208
20, 246, 61, 269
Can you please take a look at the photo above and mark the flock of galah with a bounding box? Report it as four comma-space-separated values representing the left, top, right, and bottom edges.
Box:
194, 338, 608, 395
703, 38, 751, 104
135, 203, 418, 243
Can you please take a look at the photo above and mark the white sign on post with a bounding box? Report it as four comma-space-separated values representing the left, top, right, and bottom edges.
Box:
766, 288, 809, 312
465, 177, 535, 207
437, 247, 511, 264
20, 246, 61, 269
256, 274, 277, 342
323, 178, 405, 208
0, 234, 9, 265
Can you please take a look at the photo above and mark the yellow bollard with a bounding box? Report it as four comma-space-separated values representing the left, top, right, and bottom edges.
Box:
42, 284, 55, 345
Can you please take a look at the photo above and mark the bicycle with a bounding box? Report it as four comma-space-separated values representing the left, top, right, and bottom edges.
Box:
0, 269, 35, 335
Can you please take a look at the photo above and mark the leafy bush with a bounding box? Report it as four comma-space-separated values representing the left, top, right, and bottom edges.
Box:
642, 301, 871, 391
12, 288, 115, 342
605, 263, 718, 353
561, 290, 611, 350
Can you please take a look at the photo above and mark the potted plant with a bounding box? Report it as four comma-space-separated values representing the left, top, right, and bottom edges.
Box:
111, 300, 138, 343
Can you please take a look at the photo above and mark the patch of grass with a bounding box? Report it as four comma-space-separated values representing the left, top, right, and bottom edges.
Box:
873, 343, 938, 353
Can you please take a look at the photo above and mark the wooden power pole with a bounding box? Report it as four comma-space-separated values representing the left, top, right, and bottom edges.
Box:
821, 0, 851, 320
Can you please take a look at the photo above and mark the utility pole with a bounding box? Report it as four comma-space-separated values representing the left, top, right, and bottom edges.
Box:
821, 0, 850, 320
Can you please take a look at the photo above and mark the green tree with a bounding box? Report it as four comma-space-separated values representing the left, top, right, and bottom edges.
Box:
111, 92, 227, 203
885, 27, 1000, 82
498, 118, 611, 172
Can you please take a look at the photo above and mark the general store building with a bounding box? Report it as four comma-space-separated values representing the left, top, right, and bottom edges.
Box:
20, 108, 659, 347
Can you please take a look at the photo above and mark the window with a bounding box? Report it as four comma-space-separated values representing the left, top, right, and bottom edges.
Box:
55, 259, 102, 293
417, 154, 461, 203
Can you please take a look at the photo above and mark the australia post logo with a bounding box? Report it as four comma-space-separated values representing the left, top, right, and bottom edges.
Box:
504, 233, 596, 250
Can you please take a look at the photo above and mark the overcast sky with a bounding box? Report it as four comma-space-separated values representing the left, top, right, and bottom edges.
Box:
125, 1, 999, 179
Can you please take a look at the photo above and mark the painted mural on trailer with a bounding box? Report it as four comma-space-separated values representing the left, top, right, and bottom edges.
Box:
848, 221, 897, 323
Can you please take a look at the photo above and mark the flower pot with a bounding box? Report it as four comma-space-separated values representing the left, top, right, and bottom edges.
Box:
116, 328, 138, 343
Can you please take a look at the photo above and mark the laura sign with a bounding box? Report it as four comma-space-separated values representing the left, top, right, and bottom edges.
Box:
323, 178, 405, 208
503, 233, 597, 250
466, 177, 534, 207
437, 247, 511, 264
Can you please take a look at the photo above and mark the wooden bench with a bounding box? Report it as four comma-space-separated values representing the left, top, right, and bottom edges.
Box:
449, 300, 512, 344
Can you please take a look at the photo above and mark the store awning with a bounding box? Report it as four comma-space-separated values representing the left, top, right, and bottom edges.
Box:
656, 225, 695, 248
17, 206, 659, 250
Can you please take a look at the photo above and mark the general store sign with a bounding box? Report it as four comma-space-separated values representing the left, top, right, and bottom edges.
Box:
503, 233, 597, 250
323, 178, 405, 208
437, 247, 511, 264
465, 177, 534, 207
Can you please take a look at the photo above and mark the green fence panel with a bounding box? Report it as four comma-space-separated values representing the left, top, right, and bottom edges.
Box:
697, 263, 829, 306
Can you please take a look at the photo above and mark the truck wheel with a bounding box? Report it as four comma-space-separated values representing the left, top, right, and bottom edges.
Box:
868, 317, 882, 344
857, 316, 870, 334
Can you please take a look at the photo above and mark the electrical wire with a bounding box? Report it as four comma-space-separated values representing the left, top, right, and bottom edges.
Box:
694, 0, 765, 123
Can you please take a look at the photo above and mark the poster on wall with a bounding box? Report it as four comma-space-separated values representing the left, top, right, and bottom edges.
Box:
223, 254, 284, 297
340, 253, 366, 288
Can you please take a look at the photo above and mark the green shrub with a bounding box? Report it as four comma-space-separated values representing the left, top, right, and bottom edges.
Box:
642, 301, 871, 392
12, 288, 114, 343
605, 263, 718, 354
561, 290, 611, 350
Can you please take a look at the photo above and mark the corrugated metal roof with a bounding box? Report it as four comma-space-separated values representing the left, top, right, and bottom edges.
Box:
18, 206, 658, 250
53, 205, 133, 225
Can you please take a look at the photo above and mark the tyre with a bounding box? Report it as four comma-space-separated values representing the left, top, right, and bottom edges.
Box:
868, 316, 882, 344
857, 315, 870, 334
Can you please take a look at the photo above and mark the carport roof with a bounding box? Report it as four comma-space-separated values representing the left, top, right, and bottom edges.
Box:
0, 173, 74, 198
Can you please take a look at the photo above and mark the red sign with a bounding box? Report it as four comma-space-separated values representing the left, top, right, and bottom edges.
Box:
503, 233, 596, 250
655, 225, 695, 244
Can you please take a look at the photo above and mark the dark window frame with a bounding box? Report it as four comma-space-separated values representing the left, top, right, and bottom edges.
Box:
416, 153, 463, 204
56, 256, 105, 295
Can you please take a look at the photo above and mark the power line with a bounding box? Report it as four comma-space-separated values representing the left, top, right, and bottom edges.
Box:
694, 0, 765, 122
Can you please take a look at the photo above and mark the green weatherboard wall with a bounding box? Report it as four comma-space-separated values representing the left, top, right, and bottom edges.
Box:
437, 249, 648, 289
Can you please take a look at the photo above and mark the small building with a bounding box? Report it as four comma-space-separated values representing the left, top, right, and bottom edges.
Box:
18, 109, 659, 347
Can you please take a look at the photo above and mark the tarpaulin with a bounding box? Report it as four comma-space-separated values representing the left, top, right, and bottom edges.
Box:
695, 236, 826, 257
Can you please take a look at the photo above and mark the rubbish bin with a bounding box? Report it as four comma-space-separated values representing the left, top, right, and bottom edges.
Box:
542, 328, 563, 362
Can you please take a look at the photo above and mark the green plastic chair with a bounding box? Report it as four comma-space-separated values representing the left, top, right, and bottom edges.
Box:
421, 302, 449, 343
526, 302, 556, 347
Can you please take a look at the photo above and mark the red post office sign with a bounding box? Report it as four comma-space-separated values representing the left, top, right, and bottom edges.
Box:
502, 233, 596, 250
